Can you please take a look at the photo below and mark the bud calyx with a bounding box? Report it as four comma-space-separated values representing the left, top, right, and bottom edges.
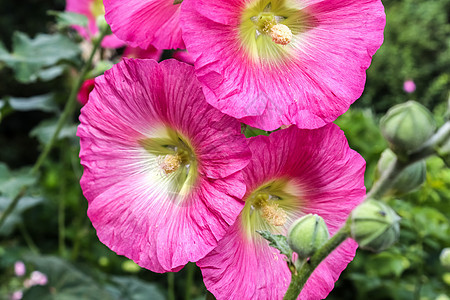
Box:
351, 199, 401, 252
287, 214, 330, 259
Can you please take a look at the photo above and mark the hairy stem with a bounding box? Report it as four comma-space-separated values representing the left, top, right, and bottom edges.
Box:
283, 220, 351, 300
282, 121, 450, 299
367, 120, 450, 200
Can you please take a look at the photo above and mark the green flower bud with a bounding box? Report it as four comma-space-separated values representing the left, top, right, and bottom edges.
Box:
96, 15, 112, 36
287, 214, 330, 259
380, 101, 436, 156
351, 199, 401, 252
440, 248, 450, 269
377, 149, 426, 195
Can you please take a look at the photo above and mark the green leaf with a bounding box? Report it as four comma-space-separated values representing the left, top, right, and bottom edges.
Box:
0, 163, 10, 182
365, 251, 410, 278
4, 94, 58, 113
36, 66, 66, 82
48, 11, 89, 28
0, 164, 36, 198
0, 32, 80, 83
411, 207, 449, 241
23, 256, 114, 300
30, 119, 78, 145
85, 60, 114, 78
106, 276, 165, 300
243, 125, 270, 138
257, 230, 292, 258
0, 196, 43, 236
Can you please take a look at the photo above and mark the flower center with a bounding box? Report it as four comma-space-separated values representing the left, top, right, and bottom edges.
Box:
253, 192, 288, 226
239, 0, 315, 64
139, 127, 198, 198
241, 178, 304, 239
253, 12, 293, 45
160, 154, 182, 174
90, 0, 105, 18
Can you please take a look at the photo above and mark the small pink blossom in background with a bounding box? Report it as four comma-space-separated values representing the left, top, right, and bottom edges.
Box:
14, 261, 26, 277
65, 0, 125, 48
403, 80, 416, 93
24, 271, 48, 288
181, 0, 386, 130
104, 0, 184, 50
78, 59, 251, 273
198, 125, 366, 299
10, 291, 23, 300
77, 78, 96, 106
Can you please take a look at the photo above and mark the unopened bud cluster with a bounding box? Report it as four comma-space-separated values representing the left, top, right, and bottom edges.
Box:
287, 214, 329, 259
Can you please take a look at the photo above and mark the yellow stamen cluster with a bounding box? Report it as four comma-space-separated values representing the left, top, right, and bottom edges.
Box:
160, 154, 181, 174
261, 202, 288, 227
270, 24, 293, 46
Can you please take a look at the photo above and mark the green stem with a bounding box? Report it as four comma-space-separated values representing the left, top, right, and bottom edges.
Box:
19, 222, 39, 254
31, 28, 109, 175
282, 121, 450, 299
185, 263, 195, 300
58, 144, 67, 257
168, 272, 176, 300
366, 157, 407, 200
367, 121, 450, 200
283, 220, 351, 300
0, 186, 27, 228
0, 27, 109, 230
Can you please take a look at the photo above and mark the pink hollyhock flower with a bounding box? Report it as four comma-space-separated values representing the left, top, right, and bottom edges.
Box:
197, 124, 366, 299
103, 0, 184, 50
14, 261, 26, 277
182, 0, 386, 130
78, 58, 251, 273
77, 78, 96, 106
65, 0, 125, 48
403, 80, 416, 93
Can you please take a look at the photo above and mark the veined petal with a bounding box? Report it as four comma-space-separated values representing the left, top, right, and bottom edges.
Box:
198, 125, 366, 299
182, 0, 385, 130
79, 59, 251, 272
104, 0, 184, 50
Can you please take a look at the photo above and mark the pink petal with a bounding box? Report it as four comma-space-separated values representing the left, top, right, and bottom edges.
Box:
181, 0, 385, 130
78, 59, 250, 272
198, 125, 366, 299
104, 0, 184, 50
65, 0, 125, 49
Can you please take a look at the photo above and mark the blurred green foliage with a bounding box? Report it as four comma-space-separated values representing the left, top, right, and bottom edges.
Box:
0, 0, 449, 299
358, 0, 450, 113
331, 109, 450, 300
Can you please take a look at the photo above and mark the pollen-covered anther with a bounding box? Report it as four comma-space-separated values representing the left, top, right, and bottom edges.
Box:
270, 24, 293, 46
160, 154, 182, 174
261, 202, 288, 227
